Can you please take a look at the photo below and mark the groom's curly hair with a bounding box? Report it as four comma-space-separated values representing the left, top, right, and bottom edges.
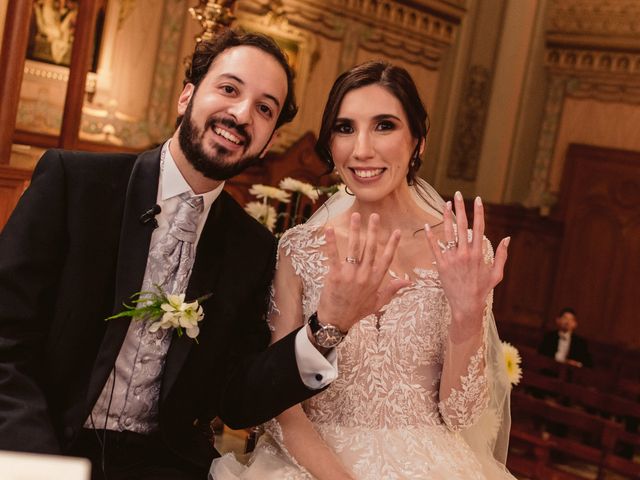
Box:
175, 28, 298, 129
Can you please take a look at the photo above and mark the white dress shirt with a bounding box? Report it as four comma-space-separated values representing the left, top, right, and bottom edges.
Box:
555, 331, 571, 362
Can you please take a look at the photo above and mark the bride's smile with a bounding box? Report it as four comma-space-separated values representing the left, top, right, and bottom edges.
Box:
330, 83, 421, 209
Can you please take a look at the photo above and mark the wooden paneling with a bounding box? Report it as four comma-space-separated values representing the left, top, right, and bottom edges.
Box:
0, 165, 31, 231
484, 203, 563, 331
553, 143, 640, 348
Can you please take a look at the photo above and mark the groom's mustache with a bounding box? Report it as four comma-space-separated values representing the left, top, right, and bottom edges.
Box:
204, 116, 251, 148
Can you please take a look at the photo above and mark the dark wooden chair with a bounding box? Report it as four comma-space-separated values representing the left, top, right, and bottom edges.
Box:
601, 428, 640, 479
509, 391, 622, 480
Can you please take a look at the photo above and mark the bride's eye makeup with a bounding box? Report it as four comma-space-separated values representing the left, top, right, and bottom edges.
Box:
372, 114, 401, 132
376, 120, 396, 131
333, 120, 354, 134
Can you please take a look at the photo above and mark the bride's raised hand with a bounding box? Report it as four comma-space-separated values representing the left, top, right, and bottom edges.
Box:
424, 192, 509, 339
317, 212, 409, 333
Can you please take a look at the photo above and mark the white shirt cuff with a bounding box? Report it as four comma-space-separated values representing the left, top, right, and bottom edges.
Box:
294, 327, 337, 389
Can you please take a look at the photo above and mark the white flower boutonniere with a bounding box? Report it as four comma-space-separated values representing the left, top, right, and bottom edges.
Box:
106, 287, 212, 342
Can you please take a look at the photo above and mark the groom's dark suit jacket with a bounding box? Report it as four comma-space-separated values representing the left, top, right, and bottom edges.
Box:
0, 147, 314, 469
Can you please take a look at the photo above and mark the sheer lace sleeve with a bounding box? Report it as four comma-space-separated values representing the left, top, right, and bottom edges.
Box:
267, 229, 305, 343
437, 235, 494, 431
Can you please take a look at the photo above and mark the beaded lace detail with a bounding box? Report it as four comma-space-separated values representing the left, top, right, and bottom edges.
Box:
209, 223, 511, 480
277, 223, 490, 431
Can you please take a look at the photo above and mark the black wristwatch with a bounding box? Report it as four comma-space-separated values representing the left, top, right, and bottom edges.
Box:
308, 312, 346, 348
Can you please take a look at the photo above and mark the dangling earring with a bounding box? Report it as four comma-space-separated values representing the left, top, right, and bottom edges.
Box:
408, 154, 420, 186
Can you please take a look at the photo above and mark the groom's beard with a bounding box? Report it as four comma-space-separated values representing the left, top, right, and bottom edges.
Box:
178, 100, 263, 181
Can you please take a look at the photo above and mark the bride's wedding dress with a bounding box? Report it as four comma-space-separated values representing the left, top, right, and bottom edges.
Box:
211, 222, 515, 479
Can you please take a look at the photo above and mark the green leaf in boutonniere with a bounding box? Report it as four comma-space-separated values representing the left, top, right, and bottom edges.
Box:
106, 286, 212, 343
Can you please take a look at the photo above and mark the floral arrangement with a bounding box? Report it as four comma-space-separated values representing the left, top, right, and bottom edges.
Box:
244, 177, 339, 233
106, 288, 212, 342
502, 341, 522, 386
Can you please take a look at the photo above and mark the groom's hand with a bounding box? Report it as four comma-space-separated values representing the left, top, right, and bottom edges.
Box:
315, 212, 408, 334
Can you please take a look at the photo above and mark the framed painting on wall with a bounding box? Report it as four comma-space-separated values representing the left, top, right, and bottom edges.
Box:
26, 0, 105, 71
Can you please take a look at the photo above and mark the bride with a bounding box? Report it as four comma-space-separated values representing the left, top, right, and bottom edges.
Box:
211, 60, 515, 479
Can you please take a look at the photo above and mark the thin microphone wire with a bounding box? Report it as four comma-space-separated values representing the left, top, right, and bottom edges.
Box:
89, 368, 116, 480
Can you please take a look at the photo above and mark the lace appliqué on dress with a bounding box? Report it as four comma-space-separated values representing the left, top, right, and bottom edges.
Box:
213, 224, 502, 480
438, 345, 489, 431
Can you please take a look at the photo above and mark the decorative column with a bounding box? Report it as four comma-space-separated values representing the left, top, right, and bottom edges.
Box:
59, 0, 101, 149
0, 1, 33, 163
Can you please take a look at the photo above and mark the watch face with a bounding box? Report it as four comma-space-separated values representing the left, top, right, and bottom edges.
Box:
315, 325, 345, 348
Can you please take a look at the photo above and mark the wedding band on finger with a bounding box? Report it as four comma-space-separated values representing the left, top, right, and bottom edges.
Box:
345, 256, 359, 264
444, 240, 457, 250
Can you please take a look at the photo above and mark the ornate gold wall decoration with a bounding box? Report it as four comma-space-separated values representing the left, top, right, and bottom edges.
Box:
547, 0, 640, 41
189, 0, 237, 42
565, 77, 640, 104
526, 75, 568, 208
546, 49, 640, 75
147, 0, 190, 142
79, 0, 189, 148
527, 0, 640, 207
447, 65, 492, 181
238, 0, 463, 69
232, 0, 465, 151
117, 0, 137, 29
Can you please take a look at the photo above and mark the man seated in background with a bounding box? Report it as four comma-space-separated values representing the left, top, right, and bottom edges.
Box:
539, 307, 593, 368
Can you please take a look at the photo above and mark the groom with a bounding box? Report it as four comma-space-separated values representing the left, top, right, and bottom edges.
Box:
0, 30, 401, 479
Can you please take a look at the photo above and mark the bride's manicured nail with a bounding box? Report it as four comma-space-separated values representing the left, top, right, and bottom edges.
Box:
424, 223, 430, 232
504, 237, 511, 247
455, 191, 463, 201
475, 196, 482, 206
446, 201, 452, 211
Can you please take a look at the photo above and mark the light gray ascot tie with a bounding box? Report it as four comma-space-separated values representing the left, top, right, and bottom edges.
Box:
145, 192, 204, 295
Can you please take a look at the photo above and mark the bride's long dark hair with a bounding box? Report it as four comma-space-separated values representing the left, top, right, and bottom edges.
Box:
315, 60, 430, 185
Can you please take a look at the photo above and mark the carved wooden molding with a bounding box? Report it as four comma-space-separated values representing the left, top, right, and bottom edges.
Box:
547, 0, 640, 54
545, 1, 640, 82
238, 0, 464, 69
565, 76, 640, 104
546, 48, 640, 76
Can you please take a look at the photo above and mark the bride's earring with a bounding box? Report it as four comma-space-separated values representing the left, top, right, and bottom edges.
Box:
408, 154, 420, 185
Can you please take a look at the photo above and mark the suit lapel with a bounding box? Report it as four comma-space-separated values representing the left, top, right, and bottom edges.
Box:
87, 147, 161, 407
161, 193, 228, 401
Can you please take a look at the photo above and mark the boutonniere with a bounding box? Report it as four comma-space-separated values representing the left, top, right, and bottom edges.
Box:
106, 287, 212, 342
